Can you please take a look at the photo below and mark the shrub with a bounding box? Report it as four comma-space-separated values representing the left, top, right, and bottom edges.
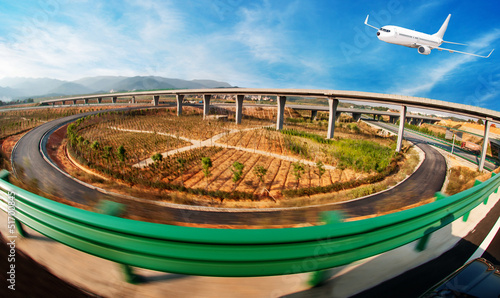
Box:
292, 161, 305, 188
117, 145, 126, 162
254, 165, 268, 183
231, 161, 245, 183
151, 153, 163, 162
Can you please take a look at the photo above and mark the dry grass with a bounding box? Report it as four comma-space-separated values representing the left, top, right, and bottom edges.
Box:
445, 166, 482, 195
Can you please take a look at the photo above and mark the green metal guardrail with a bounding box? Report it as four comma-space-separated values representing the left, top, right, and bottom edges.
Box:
0, 169, 498, 280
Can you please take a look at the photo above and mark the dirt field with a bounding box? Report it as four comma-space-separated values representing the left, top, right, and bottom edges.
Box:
174, 148, 367, 199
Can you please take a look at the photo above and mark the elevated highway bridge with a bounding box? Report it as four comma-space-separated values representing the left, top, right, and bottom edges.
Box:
40, 88, 500, 171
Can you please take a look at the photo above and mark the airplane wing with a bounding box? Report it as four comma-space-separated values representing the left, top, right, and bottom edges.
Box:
431, 46, 494, 58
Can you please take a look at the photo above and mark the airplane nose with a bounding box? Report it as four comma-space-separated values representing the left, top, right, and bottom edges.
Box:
377, 31, 380, 36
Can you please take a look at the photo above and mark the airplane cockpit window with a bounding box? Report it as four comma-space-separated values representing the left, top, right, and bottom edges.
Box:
379, 28, 391, 33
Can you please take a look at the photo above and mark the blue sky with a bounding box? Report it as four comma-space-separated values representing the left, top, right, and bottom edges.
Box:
0, 0, 499, 111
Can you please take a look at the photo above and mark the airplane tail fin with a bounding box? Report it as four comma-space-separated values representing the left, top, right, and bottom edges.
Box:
433, 14, 451, 39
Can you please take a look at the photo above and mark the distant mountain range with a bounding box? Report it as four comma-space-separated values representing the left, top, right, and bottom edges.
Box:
0, 76, 233, 101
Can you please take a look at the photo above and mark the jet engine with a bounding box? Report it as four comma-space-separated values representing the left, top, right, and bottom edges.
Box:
418, 45, 431, 55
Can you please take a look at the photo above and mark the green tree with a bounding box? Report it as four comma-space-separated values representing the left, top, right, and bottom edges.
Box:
230, 161, 245, 185
103, 146, 113, 162
91, 141, 99, 150
292, 161, 305, 188
151, 153, 163, 163
117, 145, 126, 162
316, 161, 325, 185
254, 165, 268, 184
201, 157, 213, 188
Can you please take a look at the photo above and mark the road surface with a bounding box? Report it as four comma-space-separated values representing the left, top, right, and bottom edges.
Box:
368, 119, 498, 171
11, 108, 447, 225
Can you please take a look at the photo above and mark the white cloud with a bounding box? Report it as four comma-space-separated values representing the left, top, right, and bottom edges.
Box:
391, 29, 500, 97
232, 2, 294, 64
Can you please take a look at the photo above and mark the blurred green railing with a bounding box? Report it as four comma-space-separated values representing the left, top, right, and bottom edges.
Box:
0, 169, 498, 280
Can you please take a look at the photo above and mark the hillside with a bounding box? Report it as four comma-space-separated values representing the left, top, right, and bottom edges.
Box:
0, 76, 233, 100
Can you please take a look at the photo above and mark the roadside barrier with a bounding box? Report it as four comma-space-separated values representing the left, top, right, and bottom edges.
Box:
0, 169, 498, 283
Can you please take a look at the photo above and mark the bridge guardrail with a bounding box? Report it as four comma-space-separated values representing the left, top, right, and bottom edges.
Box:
0, 169, 498, 279
385, 122, 497, 171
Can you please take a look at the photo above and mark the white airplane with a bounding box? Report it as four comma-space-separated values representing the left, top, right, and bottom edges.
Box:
364, 14, 494, 58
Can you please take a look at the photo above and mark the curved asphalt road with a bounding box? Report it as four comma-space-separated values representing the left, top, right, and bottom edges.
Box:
369, 119, 498, 171
11, 108, 447, 225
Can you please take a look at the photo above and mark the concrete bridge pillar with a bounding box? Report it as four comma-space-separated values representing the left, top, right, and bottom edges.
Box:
152, 95, 159, 106
396, 105, 407, 153
373, 114, 377, 120
112, 97, 117, 104
236, 95, 244, 124
84, 98, 89, 104
97, 97, 102, 104
72, 100, 77, 105
176, 94, 184, 116
479, 118, 491, 172
203, 94, 211, 119
389, 116, 397, 124
336, 112, 341, 119
276, 96, 287, 130
311, 110, 318, 121
131, 96, 136, 104
352, 113, 361, 122
327, 97, 339, 139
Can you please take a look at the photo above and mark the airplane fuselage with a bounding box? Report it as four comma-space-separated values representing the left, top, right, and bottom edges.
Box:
377, 26, 443, 49
364, 14, 493, 58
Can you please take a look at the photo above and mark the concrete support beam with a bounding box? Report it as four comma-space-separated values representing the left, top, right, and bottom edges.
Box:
112, 97, 117, 104
152, 95, 159, 106
336, 112, 341, 119
84, 98, 89, 104
396, 105, 407, 153
176, 94, 184, 116
131, 96, 136, 104
311, 110, 318, 121
373, 114, 377, 120
276, 96, 287, 130
97, 97, 102, 104
73, 100, 77, 105
203, 94, 211, 119
389, 116, 398, 124
236, 95, 244, 124
352, 113, 361, 122
327, 97, 339, 139
478, 118, 491, 172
